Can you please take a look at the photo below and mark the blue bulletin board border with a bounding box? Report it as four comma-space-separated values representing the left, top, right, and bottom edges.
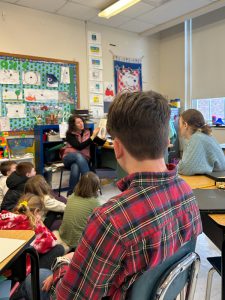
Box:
0, 52, 80, 131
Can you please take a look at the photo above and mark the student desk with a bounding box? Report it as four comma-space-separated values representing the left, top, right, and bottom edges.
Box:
200, 214, 225, 300
180, 175, 216, 189
0, 230, 40, 300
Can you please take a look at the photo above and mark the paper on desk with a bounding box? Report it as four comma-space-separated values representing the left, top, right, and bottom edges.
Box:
0, 238, 26, 263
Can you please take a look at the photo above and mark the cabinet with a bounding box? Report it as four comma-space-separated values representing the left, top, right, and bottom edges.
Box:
34, 125, 63, 176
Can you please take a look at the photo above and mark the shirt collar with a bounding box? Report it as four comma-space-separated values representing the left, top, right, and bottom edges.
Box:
117, 164, 178, 192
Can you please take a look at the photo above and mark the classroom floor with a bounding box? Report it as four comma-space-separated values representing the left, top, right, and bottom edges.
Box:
61, 180, 221, 299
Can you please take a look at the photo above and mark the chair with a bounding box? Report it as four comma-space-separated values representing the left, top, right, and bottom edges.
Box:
127, 239, 200, 300
205, 256, 221, 300
205, 238, 225, 300
58, 165, 68, 196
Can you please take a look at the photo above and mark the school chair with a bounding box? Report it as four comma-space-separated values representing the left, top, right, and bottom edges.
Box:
205, 256, 221, 300
127, 239, 200, 300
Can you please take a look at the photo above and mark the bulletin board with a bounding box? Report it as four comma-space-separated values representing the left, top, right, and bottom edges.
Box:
0, 52, 80, 131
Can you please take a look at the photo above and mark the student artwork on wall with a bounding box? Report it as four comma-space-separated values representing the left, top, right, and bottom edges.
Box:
88, 31, 101, 44
46, 73, 58, 88
113, 55, 142, 93
0, 117, 10, 131
103, 82, 114, 113
60, 66, 70, 84
6, 104, 26, 118
104, 82, 114, 100
89, 56, 103, 69
22, 71, 41, 85
89, 69, 103, 81
2, 88, 23, 102
89, 94, 103, 106
24, 89, 59, 102
87, 31, 103, 112
0, 53, 79, 130
0, 70, 20, 84
88, 44, 102, 57
89, 81, 103, 94
89, 106, 104, 118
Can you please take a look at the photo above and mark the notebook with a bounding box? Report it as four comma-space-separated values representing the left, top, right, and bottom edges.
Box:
0, 238, 26, 264
193, 188, 225, 213
205, 171, 225, 182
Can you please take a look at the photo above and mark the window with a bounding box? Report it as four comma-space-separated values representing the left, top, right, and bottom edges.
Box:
192, 97, 225, 124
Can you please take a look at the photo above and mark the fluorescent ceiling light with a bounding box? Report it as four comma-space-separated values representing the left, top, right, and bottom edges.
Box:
98, 0, 141, 19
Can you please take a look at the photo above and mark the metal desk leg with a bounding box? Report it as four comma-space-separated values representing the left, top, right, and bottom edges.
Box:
24, 247, 40, 300
222, 240, 225, 300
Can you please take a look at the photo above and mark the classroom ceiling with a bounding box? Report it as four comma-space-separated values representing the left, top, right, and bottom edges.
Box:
0, 0, 224, 35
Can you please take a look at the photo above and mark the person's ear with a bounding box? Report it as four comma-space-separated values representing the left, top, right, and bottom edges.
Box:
167, 138, 170, 146
113, 138, 124, 160
33, 208, 40, 216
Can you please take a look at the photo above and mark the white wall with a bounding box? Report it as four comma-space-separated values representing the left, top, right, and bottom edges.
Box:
192, 6, 225, 99
159, 25, 185, 105
0, 2, 160, 108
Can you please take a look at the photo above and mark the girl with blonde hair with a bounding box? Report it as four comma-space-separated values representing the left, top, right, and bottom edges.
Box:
0, 193, 64, 268
25, 174, 66, 229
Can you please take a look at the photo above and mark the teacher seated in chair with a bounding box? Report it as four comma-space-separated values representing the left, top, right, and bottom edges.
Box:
61, 114, 99, 196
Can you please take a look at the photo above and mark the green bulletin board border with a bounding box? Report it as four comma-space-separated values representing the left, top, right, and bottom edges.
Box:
0, 52, 80, 131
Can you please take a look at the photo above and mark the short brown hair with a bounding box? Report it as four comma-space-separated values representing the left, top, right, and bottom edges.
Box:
16, 162, 34, 177
25, 175, 51, 198
181, 109, 211, 135
0, 161, 17, 176
74, 172, 100, 198
13, 193, 44, 229
107, 91, 171, 159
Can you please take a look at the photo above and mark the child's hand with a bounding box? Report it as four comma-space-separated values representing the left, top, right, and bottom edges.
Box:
64, 252, 74, 260
42, 274, 53, 292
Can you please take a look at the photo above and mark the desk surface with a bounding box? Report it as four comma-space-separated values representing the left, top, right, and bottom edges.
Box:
180, 175, 216, 189
209, 214, 225, 227
103, 142, 114, 150
0, 230, 35, 271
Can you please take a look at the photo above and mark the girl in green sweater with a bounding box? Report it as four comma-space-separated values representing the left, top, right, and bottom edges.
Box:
54, 171, 101, 252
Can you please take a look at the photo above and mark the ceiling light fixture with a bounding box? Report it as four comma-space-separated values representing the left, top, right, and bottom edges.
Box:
98, 0, 141, 19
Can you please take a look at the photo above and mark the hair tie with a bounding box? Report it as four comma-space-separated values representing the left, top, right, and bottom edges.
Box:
19, 200, 28, 208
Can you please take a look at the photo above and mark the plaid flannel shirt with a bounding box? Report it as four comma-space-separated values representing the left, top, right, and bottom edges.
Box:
51, 164, 202, 300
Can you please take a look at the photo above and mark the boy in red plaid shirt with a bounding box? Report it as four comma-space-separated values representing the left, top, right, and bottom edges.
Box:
29, 91, 202, 300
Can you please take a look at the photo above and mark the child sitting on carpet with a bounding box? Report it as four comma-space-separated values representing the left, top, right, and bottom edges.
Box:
0, 161, 17, 206
54, 171, 101, 252
0, 193, 64, 269
24, 175, 66, 230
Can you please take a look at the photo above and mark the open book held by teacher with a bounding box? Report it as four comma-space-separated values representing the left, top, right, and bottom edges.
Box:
97, 119, 107, 140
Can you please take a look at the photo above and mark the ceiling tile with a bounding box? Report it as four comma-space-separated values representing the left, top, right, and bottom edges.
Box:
119, 19, 155, 33
57, 2, 98, 20
17, 0, 66, 12
69, 0, 114, 9
91, 14, 131, 28
137, 0, 210, 24
119, 2, 154, 18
